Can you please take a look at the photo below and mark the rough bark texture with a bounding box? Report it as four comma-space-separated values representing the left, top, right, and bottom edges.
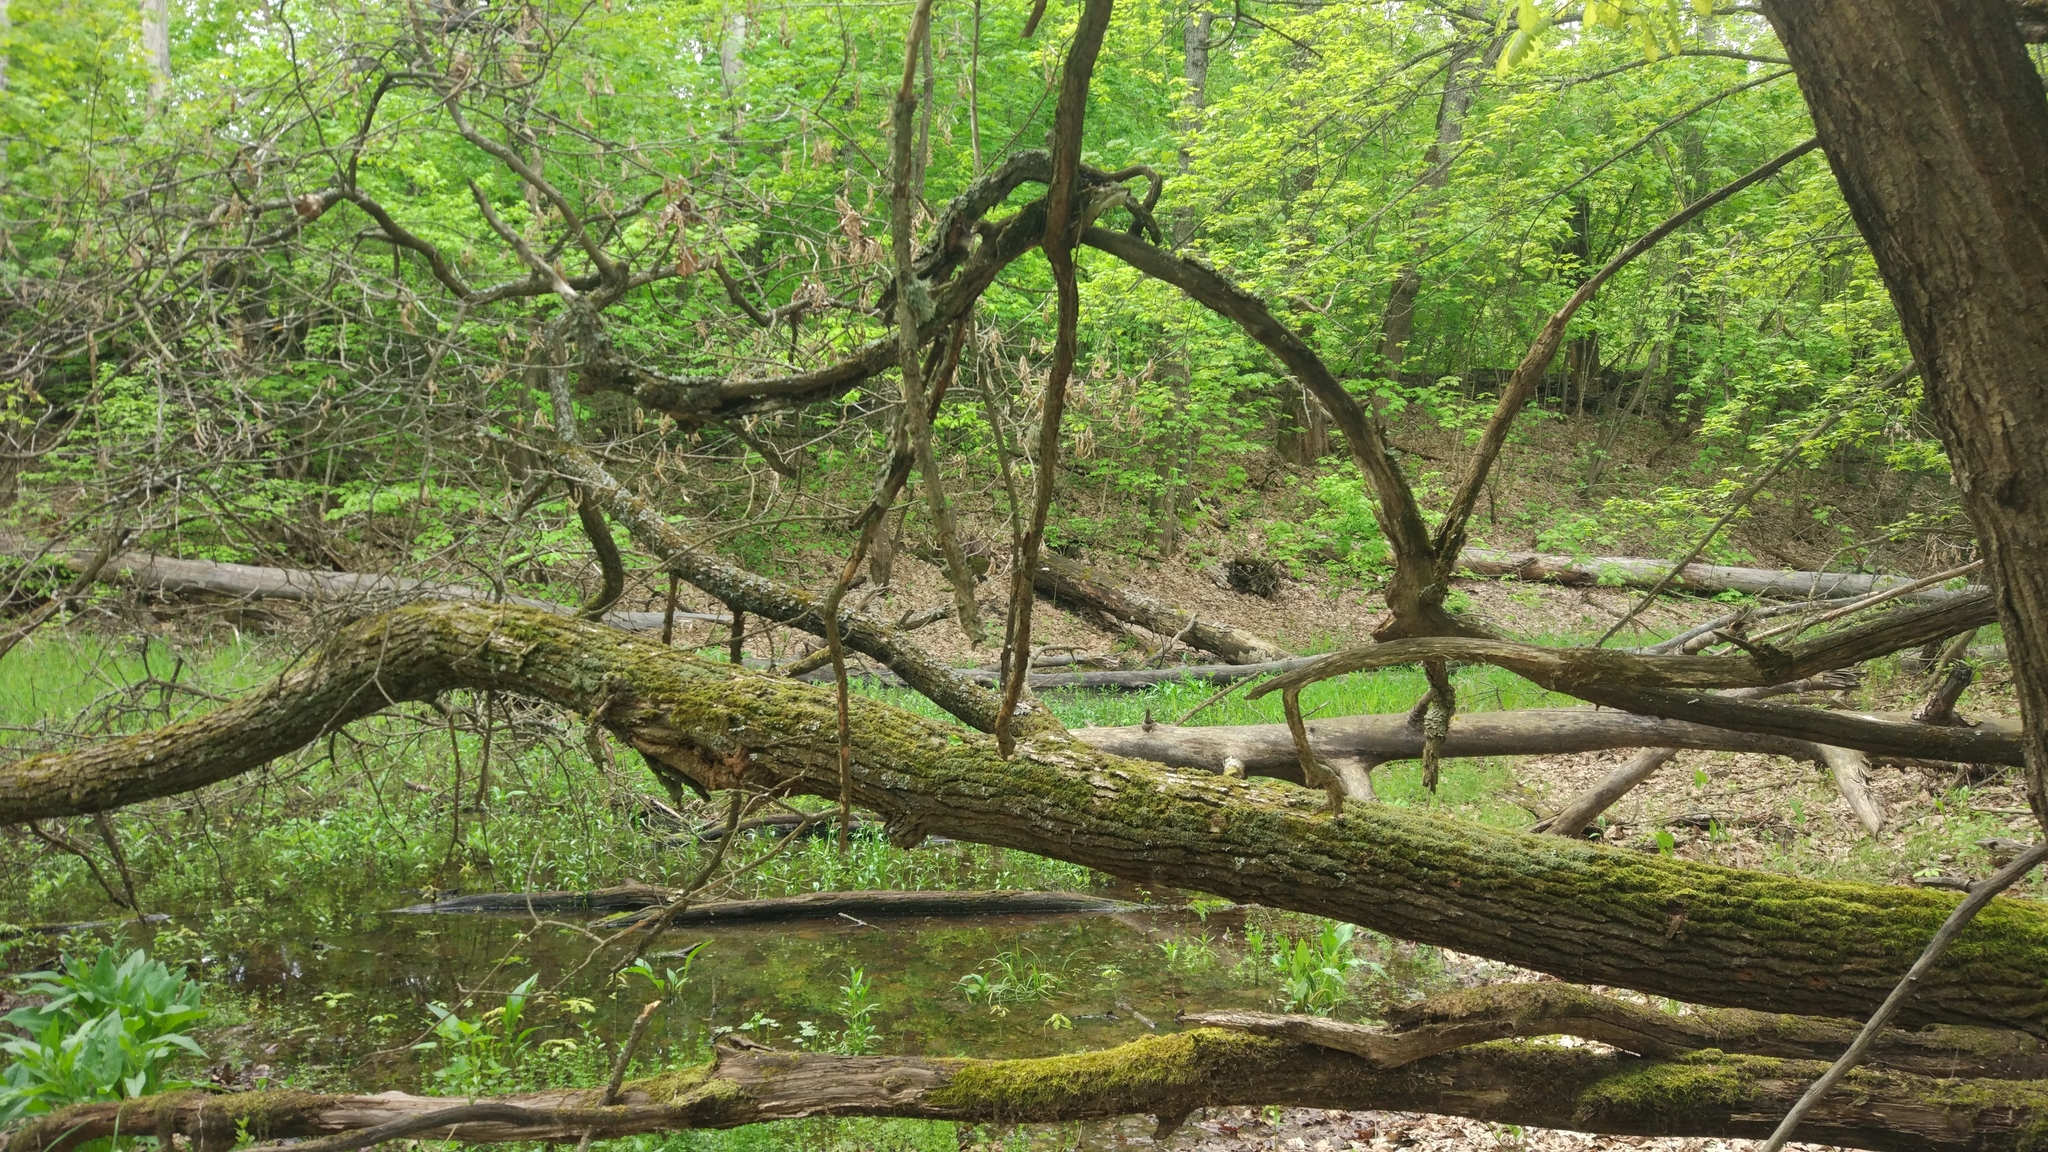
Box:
1192, 981, 2048, 1079
1761, 0, 2048, 820
1032, 551, 1288, 663
8, 603, 2048, 1034
11, 1031, 2048, 1152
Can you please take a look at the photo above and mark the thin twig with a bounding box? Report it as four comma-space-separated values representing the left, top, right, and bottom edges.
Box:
1757, 838, 2048, 1151
571, 997, 665, 1152
1747, 558, 1980, 643
1594, 364, 1916, 648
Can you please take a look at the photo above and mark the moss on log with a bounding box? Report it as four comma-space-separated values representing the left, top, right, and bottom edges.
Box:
10, 1031, 2048, 1152
4, 603, 2048, 1034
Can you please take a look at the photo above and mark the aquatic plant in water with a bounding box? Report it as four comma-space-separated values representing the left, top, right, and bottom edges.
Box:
0, 947, 208, 1125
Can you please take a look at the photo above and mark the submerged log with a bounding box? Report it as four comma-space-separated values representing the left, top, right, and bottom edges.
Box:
1033, 551, 1288, 664
6, 602, 2048, 1033
394, 888, 1128, 924
1459, 547, 1982, 602
14, 1027, 2048, 1152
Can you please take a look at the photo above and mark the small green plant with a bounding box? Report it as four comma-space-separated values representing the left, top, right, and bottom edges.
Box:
1272, 924, 1367, 1015
1158, 933, 1217, 974
415, 975, 542, 1097
833, 966, 882, 1055
956, 949, 1063, 1016
1, 947, 208, 1125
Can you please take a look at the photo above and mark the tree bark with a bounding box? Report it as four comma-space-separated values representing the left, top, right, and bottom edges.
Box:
1761, 0, 2048, 822
8, 602, 2048, 1034
12, 1030, 2048, 1152
1459, 547, 1981, 603
1033, 551, 1289, 664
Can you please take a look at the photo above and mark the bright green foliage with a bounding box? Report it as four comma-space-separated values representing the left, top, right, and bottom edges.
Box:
957, 949, 1065, 1016
0, 948, 209, 1125
1240, 923, 1371, 1016
415, 974, 543, 1098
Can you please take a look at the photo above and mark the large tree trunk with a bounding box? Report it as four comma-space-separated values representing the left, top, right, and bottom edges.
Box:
7, 602, 2048, 1034
1761, 0, 2048, 820
12, 1029, 2047, 1152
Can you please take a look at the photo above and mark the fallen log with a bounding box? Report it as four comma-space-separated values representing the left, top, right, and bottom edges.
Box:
13, 1028, 2047, 1152
9, 602, 2048, 1034
1460, 547, 1983, 603
18, 547, 730, 632
393, 887, 1127, 924
780, 655, 1323, 691
1071, 702, 2016, 784
1034, 551, 1288, 664
1187, 981, 2048, 1079
1250, 625, 2023, 765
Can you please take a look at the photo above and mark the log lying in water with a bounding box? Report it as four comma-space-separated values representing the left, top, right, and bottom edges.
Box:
16, 1025, 2048, 1152
1459, 547, 1981, 602
395, 887, 1130, 925
1033, 551, 1289, 664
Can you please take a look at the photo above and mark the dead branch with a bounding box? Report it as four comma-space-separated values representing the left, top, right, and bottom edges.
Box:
7, 601, 2048, 1032
1459, 547, 1984, 603
995, 0, 1118, 754
9, 1028, 2044, 1152
1033, 551, 1289, 663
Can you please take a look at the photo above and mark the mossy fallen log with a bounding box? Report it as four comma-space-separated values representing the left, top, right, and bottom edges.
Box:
10, 1029, 2048, 1152
4, 602, 2047, 1033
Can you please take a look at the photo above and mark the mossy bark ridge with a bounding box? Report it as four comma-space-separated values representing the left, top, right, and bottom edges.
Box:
6, 601, 2048, 1035
9, 1030, 2048, 1152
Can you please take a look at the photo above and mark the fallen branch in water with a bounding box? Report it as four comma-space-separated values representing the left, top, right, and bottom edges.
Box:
393, 887, 1131, 926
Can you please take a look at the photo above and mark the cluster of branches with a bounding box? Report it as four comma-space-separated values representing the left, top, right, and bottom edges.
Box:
6, 0, 2048, 1148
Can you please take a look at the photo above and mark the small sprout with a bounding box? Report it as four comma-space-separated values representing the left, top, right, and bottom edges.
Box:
1043, 1012, 1073, 1031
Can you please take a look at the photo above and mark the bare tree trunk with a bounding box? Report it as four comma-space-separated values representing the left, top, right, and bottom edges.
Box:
1761, 0, 2048, 823
141, 0, 169, 99
1376, 39, 1500, 375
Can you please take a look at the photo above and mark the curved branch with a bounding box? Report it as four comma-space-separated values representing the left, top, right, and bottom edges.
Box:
6, 602, 2048, 1034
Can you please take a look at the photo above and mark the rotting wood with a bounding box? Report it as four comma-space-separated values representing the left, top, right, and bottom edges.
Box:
7, 602, 2048, 1032
1249, 626, 2021, 765
12, 546, 730, 630
12, 1027, 2048, 1152
1076, 704, 2017, 784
